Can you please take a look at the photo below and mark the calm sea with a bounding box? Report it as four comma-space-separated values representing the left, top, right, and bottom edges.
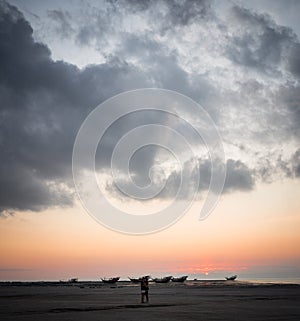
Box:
238, 277, 300, 284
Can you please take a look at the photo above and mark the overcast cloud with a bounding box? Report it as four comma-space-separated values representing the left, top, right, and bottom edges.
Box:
0, 0, 299, 214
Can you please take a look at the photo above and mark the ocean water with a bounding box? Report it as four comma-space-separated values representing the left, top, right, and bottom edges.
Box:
239, 277, 300, 284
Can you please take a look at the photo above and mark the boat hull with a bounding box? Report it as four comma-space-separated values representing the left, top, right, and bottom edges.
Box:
152, 276, 172, 283
101, 277, 120, 284
171, 276, 188, 282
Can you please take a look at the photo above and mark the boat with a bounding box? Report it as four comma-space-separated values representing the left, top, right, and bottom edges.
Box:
225, 275, 237, 281
128, 275, 150, 283
128, 277, 141, 283
101, 277, 120, 284
68, 278, 78, 283
171, 276, 188, 282
152, 276, 172, 283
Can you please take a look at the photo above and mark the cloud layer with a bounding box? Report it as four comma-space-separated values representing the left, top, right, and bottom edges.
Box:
0, 0, 299, 214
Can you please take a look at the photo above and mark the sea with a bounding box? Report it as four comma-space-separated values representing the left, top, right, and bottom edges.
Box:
239, 277, 300, 284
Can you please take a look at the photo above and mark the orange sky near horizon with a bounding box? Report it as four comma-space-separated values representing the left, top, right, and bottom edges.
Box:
1, 179, 300, 281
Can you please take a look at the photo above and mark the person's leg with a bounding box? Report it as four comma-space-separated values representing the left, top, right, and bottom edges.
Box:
141, 292, 144, 303
145, 291, 149, 303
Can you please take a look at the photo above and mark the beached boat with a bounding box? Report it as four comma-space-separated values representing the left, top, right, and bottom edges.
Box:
152, 276, 172, 283
128, 277, 141, 283
225, 275, 237, 281
101, 277, 120, 284
171, 276, 188, 282
68, 278, 78, 283
128, 275, 150, 283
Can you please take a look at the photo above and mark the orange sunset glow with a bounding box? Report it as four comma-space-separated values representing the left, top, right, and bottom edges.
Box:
1, 180, 300, 281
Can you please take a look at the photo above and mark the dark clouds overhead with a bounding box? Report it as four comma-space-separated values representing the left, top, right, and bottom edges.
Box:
0, 1, 152, 213
291, 149, 300, 178
0, 0, 300, 214
105, 157, 255, 201
47, 10, 73, 39
227, 6, 297, 74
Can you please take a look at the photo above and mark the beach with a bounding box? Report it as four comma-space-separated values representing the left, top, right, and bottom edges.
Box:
1, 281, 299, 321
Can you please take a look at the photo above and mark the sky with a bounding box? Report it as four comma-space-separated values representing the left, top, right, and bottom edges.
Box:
0, 0, 300, 281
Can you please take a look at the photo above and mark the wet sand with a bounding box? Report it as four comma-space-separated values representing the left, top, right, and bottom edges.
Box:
1, 281, 300, 321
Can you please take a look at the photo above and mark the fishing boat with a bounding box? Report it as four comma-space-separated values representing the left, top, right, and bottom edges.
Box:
128, 275, 150, 283
152, 276, 172, 283
128, 277, 141, 283
101, 277, 120, 284
171, 276, 188, 282
68, 278, 78, 283
225, 275, 237, 281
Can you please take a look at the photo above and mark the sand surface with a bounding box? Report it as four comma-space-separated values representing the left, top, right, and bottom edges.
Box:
1, 281, 300, 321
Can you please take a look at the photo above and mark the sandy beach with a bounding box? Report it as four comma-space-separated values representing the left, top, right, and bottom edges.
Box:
1, 281, 299, 321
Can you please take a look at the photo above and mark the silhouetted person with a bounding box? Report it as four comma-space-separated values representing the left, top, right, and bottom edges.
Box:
141, 276, 149, 303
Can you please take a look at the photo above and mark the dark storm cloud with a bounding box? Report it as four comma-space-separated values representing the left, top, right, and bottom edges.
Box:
226, 6, 297, 74
114, 0, 212, 24
191, 158, 254, 194
165, 0, 211, 26
74, 0, 212, 46
143, 0, 212, 33
0, 1, 153, 214
112, 33, 222, 119
1, 0, 300, 214
224, 159, 254, 192
1, 0, 213, 214
0, 2, 79, 212
291, 149, 300, 178
288, 43, 300, 78
275, 85, 300, 137
181, 158, 255, 195
106, 157, 255, 200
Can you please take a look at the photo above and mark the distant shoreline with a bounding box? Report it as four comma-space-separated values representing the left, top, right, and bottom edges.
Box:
1, 279, 300, 287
